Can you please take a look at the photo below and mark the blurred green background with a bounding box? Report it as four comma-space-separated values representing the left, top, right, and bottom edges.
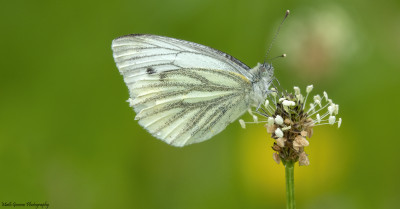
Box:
1, 0, 399, 208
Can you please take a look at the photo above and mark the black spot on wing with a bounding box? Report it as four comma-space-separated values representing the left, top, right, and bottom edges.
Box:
146, 67, 156, 74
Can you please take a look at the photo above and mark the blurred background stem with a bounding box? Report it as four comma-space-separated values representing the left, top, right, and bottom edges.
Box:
285, 161, 295, 209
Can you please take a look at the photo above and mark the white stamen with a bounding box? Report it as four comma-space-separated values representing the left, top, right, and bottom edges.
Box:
334, 104, 339, 115
275, 115, 284, 125
283, 100, 296, 107
328, 105, 334, 115
264, 100, 269, 107
308, 101, 331, 117
282, 126, 291, 131
323, 91, 328, 101
239, 119, 246, 129
268, 117, 275, 125
338, 118, 342, 128
247, 109, 254, 116
309, 103, 315, 113
295, 94, 302, 102
253, 115, 258, 123
306, 85, 313, 93
245, 121, 269, 124
314, 95, 321, 103
303, 84, 313, 109
279, 98, 285, 102
275, 128, 284, 138
294, 86, 300, 95
316, 114, 321, 123
329, 116, 336, 124
315, 99, 321, 107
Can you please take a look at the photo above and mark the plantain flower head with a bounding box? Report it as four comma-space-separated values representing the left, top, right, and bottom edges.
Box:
239, 85, 341, 166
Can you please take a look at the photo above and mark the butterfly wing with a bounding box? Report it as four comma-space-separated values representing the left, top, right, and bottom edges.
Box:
112, 34, 253, 146
112, 34, 253, 88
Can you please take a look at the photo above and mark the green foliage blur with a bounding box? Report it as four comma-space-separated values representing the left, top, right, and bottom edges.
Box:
1, 0, 399, 208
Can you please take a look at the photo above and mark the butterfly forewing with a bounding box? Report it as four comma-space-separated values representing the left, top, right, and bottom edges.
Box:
112, 34, 253, 146
112, 34, 252, 83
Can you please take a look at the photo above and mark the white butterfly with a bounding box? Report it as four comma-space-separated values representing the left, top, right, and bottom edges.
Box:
112, 34, 275, 147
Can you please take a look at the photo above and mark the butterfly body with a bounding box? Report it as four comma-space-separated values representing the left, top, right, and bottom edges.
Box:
112, 34, 274, 146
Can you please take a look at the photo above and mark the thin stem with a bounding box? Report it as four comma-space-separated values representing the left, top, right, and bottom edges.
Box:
285, 160, 296, 209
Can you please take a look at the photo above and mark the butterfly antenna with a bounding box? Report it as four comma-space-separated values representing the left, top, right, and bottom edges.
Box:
268, 53, 287, 63
263, 10, 290, 65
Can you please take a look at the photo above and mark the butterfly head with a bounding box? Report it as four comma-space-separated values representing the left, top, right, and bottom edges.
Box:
250, 63, 274, 82
262, 62, 275, 79
249, 63, 276, 106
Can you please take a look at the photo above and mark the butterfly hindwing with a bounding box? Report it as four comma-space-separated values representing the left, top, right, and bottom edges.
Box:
129, 68, 252, 146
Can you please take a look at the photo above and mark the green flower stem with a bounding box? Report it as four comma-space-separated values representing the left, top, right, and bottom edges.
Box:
285, 160, 296, 209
